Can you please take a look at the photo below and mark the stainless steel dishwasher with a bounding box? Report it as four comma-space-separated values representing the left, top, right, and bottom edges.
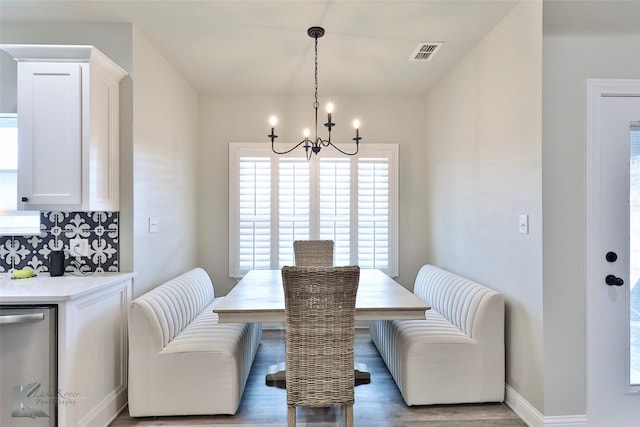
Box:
0, 305, 57, 427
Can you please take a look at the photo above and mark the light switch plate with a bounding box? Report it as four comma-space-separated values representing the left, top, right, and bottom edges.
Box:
519, 214, 529, 234
149, 217, 158, 233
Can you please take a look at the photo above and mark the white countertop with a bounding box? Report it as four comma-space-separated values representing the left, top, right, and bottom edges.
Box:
0, 272, 135, 303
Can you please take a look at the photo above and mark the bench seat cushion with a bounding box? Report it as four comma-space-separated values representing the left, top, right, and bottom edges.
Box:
162, 299, 250, 354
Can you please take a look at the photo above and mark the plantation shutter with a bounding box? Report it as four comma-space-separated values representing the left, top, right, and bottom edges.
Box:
319, 157, 351, 266
237, 157, 271, 275
278, 157, 310, 267
358, 157, 390, 271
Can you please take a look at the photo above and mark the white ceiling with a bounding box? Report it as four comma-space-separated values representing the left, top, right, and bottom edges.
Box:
0, 0, 524, 95
1, 1, 638, 96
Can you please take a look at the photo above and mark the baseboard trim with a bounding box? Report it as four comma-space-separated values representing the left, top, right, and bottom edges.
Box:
543, 415, 588, 426
505, 384, 545, 427
504, 384, 588, 427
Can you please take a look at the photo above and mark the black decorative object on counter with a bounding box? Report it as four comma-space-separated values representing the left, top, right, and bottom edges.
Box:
49, 250, 65, 277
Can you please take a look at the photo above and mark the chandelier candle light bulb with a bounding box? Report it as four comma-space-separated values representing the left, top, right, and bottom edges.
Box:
269, 116, 278, 141
267, 26, 362, 160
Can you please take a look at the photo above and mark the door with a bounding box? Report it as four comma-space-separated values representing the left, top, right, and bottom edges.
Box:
587, 80, 640, 426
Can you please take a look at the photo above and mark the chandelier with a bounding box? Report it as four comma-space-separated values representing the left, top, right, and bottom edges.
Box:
268, 26, 362, 160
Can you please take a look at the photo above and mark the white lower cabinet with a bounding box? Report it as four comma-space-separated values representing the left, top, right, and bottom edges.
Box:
57, 277, 132, 427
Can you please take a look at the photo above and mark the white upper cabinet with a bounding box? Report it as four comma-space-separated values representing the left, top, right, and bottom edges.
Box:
1, 45, 127, 211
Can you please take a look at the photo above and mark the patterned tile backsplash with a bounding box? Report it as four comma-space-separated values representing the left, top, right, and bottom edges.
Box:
0, 211, 119, 274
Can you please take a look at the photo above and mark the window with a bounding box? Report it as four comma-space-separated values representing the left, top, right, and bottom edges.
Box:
0, 113, 41, 236
0, 114, 18, 210
229, 143, 398, 277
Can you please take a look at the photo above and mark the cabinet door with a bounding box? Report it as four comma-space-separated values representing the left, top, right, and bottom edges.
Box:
18, 62, 82, 207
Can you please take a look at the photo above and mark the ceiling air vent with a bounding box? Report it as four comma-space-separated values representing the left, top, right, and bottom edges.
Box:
410, 42, 443, 62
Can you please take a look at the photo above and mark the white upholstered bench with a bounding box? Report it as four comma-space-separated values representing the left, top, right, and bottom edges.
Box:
127, 267, 262, 416
370, 264, 504, 406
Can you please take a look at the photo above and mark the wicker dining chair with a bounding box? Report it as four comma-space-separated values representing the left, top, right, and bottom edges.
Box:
293, 240, 334, 267
281, 265, 360, 427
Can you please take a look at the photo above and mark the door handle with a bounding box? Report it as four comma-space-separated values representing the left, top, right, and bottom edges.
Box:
0, 313, 45, 325
605, 274, 624, 287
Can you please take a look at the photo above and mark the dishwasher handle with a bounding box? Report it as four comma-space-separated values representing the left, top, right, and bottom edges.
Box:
0, 312, 45, 325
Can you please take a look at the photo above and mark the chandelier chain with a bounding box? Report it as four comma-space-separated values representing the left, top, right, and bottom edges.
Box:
313, 36, 319, 141
314, 36, 319, 110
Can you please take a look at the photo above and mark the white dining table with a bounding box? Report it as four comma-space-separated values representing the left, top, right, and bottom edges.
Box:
213, 268, 430, 386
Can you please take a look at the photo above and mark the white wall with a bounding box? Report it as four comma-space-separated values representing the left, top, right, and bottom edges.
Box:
130, 27, 200, 296
0, 50, 18, 112
542, 28, 640, 417
425, 0, 544, 412
198, 94, 430, 295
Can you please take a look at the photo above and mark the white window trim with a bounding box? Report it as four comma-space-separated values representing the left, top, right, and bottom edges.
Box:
229, 142, 399, 278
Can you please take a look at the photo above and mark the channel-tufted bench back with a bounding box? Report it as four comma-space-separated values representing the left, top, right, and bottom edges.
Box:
131, 267, 215, 348
413, 264, 500, 338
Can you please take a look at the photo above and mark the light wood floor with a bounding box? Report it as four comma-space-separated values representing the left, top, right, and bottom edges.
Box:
110, 329, 526, 426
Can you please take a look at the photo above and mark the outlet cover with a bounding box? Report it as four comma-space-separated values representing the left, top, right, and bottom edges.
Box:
69, 238, 89, 257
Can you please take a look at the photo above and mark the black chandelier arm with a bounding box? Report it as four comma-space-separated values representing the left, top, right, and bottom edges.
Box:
271, 139, 312, 155
320, 139, 360, 156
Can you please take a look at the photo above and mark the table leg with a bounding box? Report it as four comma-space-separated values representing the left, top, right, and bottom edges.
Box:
354, 362, 371, 385
266, 362, 287, 388
265, 362, 371, 388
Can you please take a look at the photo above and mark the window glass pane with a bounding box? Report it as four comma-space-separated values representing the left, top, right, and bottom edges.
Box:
0, 171, 17, 210
279, 158, 309, 267
319, 158, 351, 266
0, 114, 18, 210
0, 210, 40, 236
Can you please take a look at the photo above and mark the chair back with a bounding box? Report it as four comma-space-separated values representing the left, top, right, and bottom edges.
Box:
293, 240, 334, 266
281, 265, 360, 407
